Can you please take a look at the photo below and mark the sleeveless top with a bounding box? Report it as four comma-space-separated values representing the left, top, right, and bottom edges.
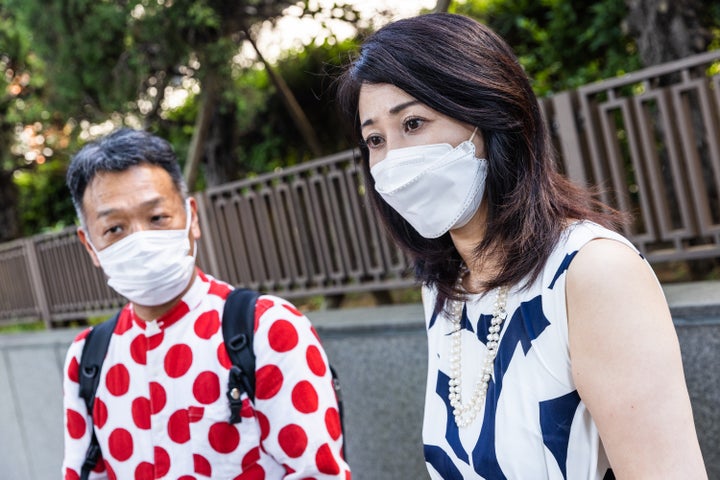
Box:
421, 221, 637, 479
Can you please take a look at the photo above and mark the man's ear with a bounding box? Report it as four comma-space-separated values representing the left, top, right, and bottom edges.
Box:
188, 196, 201, 240
77, 227, 101, 268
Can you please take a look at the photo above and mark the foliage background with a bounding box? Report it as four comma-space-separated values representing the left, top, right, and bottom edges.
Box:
1, 0, 719, 241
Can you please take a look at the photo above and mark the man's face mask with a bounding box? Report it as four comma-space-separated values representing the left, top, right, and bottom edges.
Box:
86, 199, 196, 306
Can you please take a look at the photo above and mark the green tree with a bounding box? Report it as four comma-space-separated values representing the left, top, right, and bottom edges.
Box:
624, 0, 720, 67
6, 0, 367, 188
2, 0, 373, 238
451, 0, 720, 94
453, 0, 643, 96
0, 5, 75, 241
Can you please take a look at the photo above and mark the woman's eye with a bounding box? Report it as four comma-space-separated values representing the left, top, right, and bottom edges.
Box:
364, 134, 384, 148
404, 117, 424, 132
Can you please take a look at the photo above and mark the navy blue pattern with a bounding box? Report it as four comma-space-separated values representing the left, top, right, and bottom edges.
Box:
539, 390, 582, 479
429, 310, 439, 330
548, 251, 578, 289
472, 295, 550, 478
436, 370, 468, 463
424, 445, 464, 479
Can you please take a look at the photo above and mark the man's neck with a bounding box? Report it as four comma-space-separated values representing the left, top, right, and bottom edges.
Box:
131, 271, 198, 322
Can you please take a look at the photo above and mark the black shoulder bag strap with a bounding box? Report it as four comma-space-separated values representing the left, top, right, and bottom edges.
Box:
222, 288, 261, 424
78, 312, 120, 480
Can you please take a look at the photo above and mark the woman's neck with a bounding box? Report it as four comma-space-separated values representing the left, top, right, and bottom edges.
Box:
449, 201, 500, 293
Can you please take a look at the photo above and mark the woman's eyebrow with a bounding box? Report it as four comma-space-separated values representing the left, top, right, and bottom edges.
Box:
361, 100, 421, 128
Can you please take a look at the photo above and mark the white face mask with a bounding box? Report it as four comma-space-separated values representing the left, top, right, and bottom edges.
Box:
87, 199, 197, 306
370, 129, 488, 238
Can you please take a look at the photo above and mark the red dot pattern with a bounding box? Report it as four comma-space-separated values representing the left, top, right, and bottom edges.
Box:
62, 284, 348, 478
129, 335, 147, 365
278, 424, 308, 458
194, 453, 212, 476
268, 320, 299, 352
67, 357, 79, 383
66, 409, 85, 439
292, 381, 319, 413
147, 332, 164, 350
209, 422, 240, 453
105, 364, 130, 396
65, 468, 80, 480
131, 397, 151, 430
306, 345, 327, 377
134, 462, 152, 480
108, 428, 133, 461
168, 409, 190, 443
149, 381, 166, 414
316, 443, 341, 475
164, 343, 193, 378
255, 364, 283, 400
94, 398, 108, 428
194, 310, 220, 339
217, 342, 232, 369
325, 408, 342, 441
193, 371, 220, 404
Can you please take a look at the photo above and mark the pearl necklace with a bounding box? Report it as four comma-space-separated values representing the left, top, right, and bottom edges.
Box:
448, 285, 509, 428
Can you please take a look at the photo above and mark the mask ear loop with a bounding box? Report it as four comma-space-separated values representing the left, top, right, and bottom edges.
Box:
84, 229, 101, 255
184, 198, 199, 259
469, 126, 479, 142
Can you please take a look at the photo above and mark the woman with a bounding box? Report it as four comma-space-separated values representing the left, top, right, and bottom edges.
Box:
336, 13, 706, 479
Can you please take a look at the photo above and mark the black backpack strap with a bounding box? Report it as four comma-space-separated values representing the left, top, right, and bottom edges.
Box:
222, 289, 347, 456
222, 288, 261, 424
329, 364, 344, 425
78, 312, 119, 480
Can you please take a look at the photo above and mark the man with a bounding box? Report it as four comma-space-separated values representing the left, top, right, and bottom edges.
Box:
62, 128, 349, 479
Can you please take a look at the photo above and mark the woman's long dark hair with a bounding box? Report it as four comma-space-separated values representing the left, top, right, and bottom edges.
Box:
335, 13, 626, 313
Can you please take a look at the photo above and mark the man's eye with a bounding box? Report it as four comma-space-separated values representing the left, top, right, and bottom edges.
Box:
104, 225, 122, 236
151, 214, 172, 225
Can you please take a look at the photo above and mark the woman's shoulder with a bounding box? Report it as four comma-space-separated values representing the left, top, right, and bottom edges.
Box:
560, 220, 656, 301
539, 220, 641, 291
558, 220, 635, 254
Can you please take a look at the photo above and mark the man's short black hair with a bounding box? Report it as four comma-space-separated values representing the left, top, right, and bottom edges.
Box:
66, 128, 188, 220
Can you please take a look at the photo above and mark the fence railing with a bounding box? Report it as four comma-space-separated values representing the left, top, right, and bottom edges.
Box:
547, 49, 720, 261
2, 50, 720, 327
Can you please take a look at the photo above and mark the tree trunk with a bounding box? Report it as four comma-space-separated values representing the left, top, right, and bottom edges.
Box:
434, 0, 452, 13
0, 170, 21, 242
624, 0, 711, 66
204, 103, 240, 187
242, 26, 323, 158
183, 72, 220, 192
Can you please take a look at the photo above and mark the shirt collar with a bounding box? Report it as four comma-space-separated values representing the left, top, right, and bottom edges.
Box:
130, 268, 210, 331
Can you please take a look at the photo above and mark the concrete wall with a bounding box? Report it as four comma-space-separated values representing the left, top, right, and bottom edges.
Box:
0, 282, 718, 480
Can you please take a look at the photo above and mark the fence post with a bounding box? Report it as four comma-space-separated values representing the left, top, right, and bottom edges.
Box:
552, 91, 588, 186
23, 237, 52, 329
194, 192, 221, 278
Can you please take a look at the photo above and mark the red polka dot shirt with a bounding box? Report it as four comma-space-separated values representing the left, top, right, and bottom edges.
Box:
62, 270, 350, 480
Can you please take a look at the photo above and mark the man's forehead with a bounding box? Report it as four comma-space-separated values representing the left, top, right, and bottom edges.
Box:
81, 165, 181, 218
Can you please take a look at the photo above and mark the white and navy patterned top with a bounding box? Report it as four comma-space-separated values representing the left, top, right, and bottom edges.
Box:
422, 221, 637, 479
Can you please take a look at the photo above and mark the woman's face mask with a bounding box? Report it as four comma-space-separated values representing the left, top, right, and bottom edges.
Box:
370, 128, 488, 238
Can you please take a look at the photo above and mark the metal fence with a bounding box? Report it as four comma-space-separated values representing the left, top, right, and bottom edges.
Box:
2, 50, 720, 328
547, 49, 720, 261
